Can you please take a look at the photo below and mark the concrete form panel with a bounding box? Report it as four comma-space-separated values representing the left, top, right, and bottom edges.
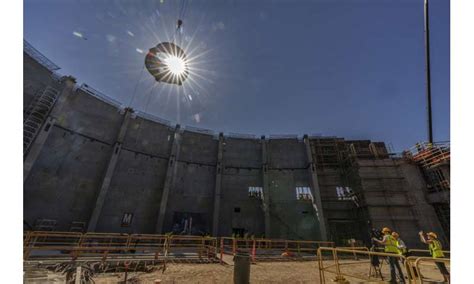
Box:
179, 131, 218, 165
224, 138, 262, 168
122, 117, 174, 157
267, 139, 308, 169
95, 149, 168, 233
163, 163, 216, 234
55, 90, 123, 144
24, 127, 111, 230
220, 168, 264, 237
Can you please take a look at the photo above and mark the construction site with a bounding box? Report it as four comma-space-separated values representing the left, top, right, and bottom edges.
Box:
22, 0, 450, 283
23, 40, 450, 283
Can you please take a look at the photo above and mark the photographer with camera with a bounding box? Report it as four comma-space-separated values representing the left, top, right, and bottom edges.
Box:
419, 231, 449, 283
368, 228, 383, 279
372, 227, 405, 283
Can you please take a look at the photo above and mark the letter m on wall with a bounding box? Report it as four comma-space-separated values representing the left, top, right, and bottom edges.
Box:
121, 213, 133, 227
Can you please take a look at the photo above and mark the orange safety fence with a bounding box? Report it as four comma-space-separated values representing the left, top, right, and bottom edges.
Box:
405, 141, 450, 169
23, 231, 213, 260
219, 237, 334, 262
167, 235, 217, 261
25, 231, 337, 264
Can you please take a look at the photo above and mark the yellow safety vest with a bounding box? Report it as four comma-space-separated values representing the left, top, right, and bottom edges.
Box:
395, 240, 407, 255
384, 235, 399, 254
429, 239, 444, 258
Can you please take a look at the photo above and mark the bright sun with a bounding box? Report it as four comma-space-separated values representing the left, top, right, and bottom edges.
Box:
165, 55, 186, 75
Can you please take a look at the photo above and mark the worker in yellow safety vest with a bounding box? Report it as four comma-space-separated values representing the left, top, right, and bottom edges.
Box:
419, 231, 449, 282
373, 227, 405, 283
392, 232, 407, 256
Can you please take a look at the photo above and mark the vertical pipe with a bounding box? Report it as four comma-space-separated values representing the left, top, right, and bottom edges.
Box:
251, 240, 256, 262
424, 0, 434, 144
220, 238, 224, 263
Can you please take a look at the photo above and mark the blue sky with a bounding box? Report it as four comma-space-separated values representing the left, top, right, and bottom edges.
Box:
24, 0, 450, 151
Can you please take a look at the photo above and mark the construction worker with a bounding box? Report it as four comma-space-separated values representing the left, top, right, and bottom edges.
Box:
392, 232, 408, 258
419, 231, 449, 282
372, 227, 405, 283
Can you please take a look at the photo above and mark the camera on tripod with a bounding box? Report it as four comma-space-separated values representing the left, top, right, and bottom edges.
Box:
371, 228, 383, 243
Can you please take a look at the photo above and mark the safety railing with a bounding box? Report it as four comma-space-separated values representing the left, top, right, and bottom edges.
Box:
405, 256, 451, 283
220, 237, 334, 262
404, 141, 450, 169
317, 247, 407, 283
317, 247, 451, 283
408, 248, 450, 257
23, 232, 198, 263
335, 246, 369, 260
24, 39, 61, 72
79, 84, 122, 109
167, 235, 217, 261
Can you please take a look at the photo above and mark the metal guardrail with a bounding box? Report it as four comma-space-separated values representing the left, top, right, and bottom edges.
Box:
405, 256, 450, 283
317, 247, 407, 283
23, 231, 215, 264
408, 248, 450, 257
227, 132, 258, 139
317, 247, 451, 283
79, 84, 123, 109
135, 111, 173, 127
220, 237, 334, 262
24, 39, 60, 72
184, 125, 215, 135
404, 141, 450, 169
269, 134, 298, 139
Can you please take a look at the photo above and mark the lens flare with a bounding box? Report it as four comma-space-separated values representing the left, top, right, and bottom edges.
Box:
165, 55, 186, 75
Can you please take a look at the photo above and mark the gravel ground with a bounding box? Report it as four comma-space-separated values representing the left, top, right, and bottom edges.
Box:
89, 260, 449, 283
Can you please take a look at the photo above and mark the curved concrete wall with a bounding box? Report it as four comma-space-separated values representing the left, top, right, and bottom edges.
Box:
23, 51, 447, 246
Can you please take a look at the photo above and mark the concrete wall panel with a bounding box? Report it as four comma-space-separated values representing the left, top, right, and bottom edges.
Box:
223, 138, 262, 168
179, 131, 218, 165
268, 139, 307, 169
56, 90, 123, 144
122, 117, 174, 157
24, 127, 111, 230
95, 149, 168, 233
163, 163, 216, 234
220, 168, 264, 237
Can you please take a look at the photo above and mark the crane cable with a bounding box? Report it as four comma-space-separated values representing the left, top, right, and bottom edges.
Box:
130, 0, 189, 110
134, 83, 158, 145
127, 64, 146, 108
173, 0, 188, 44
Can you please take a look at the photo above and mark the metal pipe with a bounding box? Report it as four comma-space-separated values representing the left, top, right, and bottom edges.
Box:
424, 0, 434, 144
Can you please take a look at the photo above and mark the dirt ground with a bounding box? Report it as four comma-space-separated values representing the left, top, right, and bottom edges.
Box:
24, 260, 450, 284
89, 260, 449, 284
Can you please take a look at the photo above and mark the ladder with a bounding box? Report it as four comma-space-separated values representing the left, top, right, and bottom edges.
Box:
23, 86, 59, 154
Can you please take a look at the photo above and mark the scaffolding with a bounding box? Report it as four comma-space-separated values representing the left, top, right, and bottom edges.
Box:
403, 141, 450, 193
404, 141, 450, 170
329, 142, 369, 245
404, 142, 450, 241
